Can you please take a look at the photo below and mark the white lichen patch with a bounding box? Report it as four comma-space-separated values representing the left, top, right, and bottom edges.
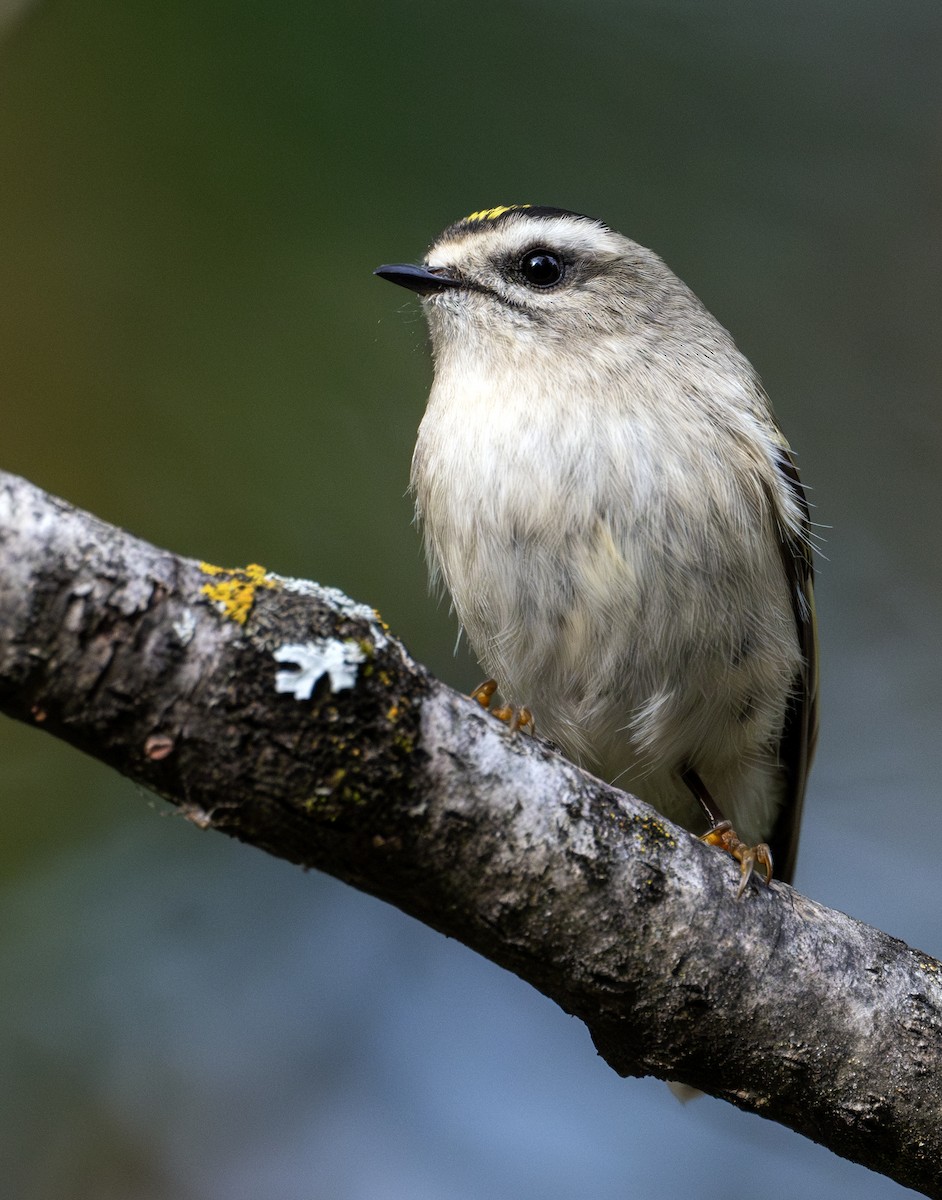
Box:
172, 609, 197, 646
274, 639, 367, 698
269, 573, 389, 650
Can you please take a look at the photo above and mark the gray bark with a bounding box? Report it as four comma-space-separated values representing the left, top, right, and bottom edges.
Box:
0, 467, 940, 1197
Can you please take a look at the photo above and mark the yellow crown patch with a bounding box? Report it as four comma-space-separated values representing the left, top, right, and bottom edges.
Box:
463, 204, 531, 224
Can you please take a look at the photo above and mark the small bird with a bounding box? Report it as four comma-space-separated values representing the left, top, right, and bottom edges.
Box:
375, 205, 817, 891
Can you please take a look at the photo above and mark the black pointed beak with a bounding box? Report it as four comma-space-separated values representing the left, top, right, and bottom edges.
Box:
373, 263, 464, 295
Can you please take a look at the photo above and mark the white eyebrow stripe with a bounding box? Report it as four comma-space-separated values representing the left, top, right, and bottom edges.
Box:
427, 215, 624, 270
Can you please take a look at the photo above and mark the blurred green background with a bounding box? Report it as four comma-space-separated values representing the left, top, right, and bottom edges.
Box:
1, 1, 940, 1197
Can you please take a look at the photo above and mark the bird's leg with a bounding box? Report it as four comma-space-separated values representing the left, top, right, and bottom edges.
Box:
681, 766, 773, 898
471, 678, 534, 734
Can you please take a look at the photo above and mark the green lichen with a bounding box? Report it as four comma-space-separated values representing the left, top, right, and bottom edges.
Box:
392, 731, 416, 754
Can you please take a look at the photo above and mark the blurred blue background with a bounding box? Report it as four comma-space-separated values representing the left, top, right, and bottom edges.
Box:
1, 1, 940, 1196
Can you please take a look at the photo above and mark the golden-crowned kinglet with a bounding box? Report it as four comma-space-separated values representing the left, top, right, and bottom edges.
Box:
376, 205, 817, 890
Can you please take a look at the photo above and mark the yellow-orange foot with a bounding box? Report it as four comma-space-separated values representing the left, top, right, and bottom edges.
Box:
470, 678, 534, 734
700, 821, 773, 899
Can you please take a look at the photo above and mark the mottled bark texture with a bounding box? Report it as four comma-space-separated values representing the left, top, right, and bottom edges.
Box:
1, 468, 940, 1196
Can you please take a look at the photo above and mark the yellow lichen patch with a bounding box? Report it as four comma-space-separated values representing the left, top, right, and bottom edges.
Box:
634, 814, 677, 849
199, 561, 278, 625
464, 204, 531, 224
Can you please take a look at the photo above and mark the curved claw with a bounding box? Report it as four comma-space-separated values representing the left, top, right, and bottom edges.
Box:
491, 703, 534, 733
470, 679, 534, 736
471, 679, 498, 708
700, 821, 773, 899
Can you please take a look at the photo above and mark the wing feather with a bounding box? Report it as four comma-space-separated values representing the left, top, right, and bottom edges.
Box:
765, 444, 818, 883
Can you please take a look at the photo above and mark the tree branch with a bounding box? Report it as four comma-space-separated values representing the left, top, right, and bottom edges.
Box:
1, 467, 940, 1197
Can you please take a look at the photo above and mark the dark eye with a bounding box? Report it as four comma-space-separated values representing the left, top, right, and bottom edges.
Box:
518, 249, 564, 288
